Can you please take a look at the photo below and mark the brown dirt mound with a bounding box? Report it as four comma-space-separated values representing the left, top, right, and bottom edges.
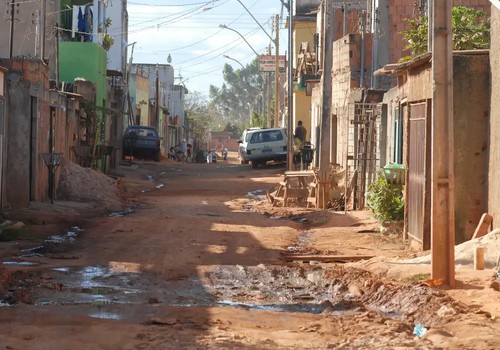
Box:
58, 158, 124, 211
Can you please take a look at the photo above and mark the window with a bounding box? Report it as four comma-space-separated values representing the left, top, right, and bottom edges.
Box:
249, 130, 283, 144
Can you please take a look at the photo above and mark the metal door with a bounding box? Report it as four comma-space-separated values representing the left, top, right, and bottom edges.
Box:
407, 101, 431, 249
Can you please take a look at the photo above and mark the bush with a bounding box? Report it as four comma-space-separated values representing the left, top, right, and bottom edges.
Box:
366, 171, 404, 225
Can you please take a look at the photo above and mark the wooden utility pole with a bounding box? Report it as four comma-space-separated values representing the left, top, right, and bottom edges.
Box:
274, 14, 280, 128
317, 0, 334, 209
430, 1, 455, 287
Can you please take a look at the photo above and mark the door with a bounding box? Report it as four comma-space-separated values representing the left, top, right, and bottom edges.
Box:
407, 101, 431, 249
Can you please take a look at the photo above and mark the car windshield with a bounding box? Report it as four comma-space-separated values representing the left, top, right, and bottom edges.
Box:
249, 130, 283, 144
125, 127, 158, 138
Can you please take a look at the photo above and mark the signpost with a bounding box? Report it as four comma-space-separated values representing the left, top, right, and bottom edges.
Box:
259, 55, 286, 72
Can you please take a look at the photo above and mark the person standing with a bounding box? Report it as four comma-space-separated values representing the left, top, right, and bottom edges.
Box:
179, 139, 187, 162
294, 120, 307, 143
222, 146, 228, 162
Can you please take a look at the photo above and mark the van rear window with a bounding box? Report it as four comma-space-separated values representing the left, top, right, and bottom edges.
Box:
250, 130, 283, 144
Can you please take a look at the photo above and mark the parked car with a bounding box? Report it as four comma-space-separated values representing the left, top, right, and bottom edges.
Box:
238, 127, 288, 168
122, 125, 161, 162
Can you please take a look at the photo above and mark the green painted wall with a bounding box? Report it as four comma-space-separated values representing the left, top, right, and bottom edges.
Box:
59, 42, 107, 141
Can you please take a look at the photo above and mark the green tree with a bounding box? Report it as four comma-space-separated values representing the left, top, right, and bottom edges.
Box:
209, 58, 265, 129
401, 6, 490, 61
185, 91, 215, 154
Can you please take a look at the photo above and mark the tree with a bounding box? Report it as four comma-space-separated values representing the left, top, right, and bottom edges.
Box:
185, 91, 215, 154
400, 6, 490, 61
209, 58, 265, 129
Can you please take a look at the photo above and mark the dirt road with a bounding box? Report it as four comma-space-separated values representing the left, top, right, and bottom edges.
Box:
0, 156, 500, 349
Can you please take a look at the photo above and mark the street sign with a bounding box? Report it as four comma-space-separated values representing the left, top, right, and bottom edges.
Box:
259, 55, 286, 72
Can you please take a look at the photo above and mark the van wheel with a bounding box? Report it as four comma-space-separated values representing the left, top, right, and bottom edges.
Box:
154, 151, 160, 162
251, 161, 260, 169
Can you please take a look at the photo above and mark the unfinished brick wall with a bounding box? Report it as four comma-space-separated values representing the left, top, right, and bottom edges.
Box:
386, 0, 491, 64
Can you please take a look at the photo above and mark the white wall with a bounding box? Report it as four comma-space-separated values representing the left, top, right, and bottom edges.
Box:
106, 0, 128, 72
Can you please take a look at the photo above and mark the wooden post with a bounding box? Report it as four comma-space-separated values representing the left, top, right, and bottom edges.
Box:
317, 0, 334, 208
430, 0, 455, 287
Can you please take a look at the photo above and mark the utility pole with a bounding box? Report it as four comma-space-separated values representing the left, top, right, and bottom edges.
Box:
274, 14, 280, 128
286, 0, 294, 171
155, 67, 160, 129
55, 23, 60, 89
317, 0, 334, 209
41, 0, 46, 59
267, 45, 272, 128
8, 0, 16, 58
430, 0, 455, 287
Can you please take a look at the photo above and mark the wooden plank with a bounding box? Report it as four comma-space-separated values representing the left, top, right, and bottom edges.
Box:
282, 254, 374, 263
471, 213, 493, 239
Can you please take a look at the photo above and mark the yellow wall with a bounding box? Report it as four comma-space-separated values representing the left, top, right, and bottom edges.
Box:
293, 20, 316, 142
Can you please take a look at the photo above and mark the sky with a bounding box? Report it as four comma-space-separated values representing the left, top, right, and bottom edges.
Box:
125, 0, 288, 99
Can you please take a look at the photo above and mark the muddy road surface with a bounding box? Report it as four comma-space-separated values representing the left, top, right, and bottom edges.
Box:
0, 157, 499, 349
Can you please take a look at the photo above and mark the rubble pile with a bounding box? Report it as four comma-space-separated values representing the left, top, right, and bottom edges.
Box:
58, 158, 124, 211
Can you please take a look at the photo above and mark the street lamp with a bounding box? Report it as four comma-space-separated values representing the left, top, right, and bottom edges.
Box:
219, 24, 259, 56
223, 54, 244, 69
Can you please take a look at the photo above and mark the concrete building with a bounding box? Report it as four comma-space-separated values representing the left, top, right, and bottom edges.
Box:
105, 0, 129, 73
129, 73, 150, 126
290, 0, 321, 145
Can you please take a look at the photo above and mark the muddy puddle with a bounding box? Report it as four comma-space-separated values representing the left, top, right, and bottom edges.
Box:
17, 226, 84, 258
108, 206, 137, 217
204, 264, 466, 326
2, 260, 465, 327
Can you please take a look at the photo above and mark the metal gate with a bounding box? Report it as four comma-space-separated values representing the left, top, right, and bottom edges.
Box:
407, 101, 431, 249
345, 103, 381, 210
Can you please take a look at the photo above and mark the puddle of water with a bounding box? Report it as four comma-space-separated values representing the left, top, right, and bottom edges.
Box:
155, 183, 165, 189
20, 245, 45, 257
2, 261, 40, 266
88, 311, 122, 320
80, 266, 110, 287
141, 189, 153, 193
217, 300, 334, 314
52, 267, 70, 272
0, 300, 11, 307
246, 189, 266, 200
146, 175, 154, 182
109, 206, 136, 217
20, 227, 84, 257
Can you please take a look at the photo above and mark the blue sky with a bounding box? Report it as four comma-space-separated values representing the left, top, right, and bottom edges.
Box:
126, 0, 287, 99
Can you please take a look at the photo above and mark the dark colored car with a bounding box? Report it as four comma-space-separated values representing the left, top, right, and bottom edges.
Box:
122, 125, 161, 162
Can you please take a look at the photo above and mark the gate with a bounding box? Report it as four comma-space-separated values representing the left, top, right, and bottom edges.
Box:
407, 101, 431, 249
345, 103, 381, 210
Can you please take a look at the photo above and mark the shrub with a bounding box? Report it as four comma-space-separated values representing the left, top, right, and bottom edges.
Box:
366, 171, 404, 225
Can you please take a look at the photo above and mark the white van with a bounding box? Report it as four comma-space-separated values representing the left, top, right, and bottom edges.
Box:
238, 128, 288, 168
